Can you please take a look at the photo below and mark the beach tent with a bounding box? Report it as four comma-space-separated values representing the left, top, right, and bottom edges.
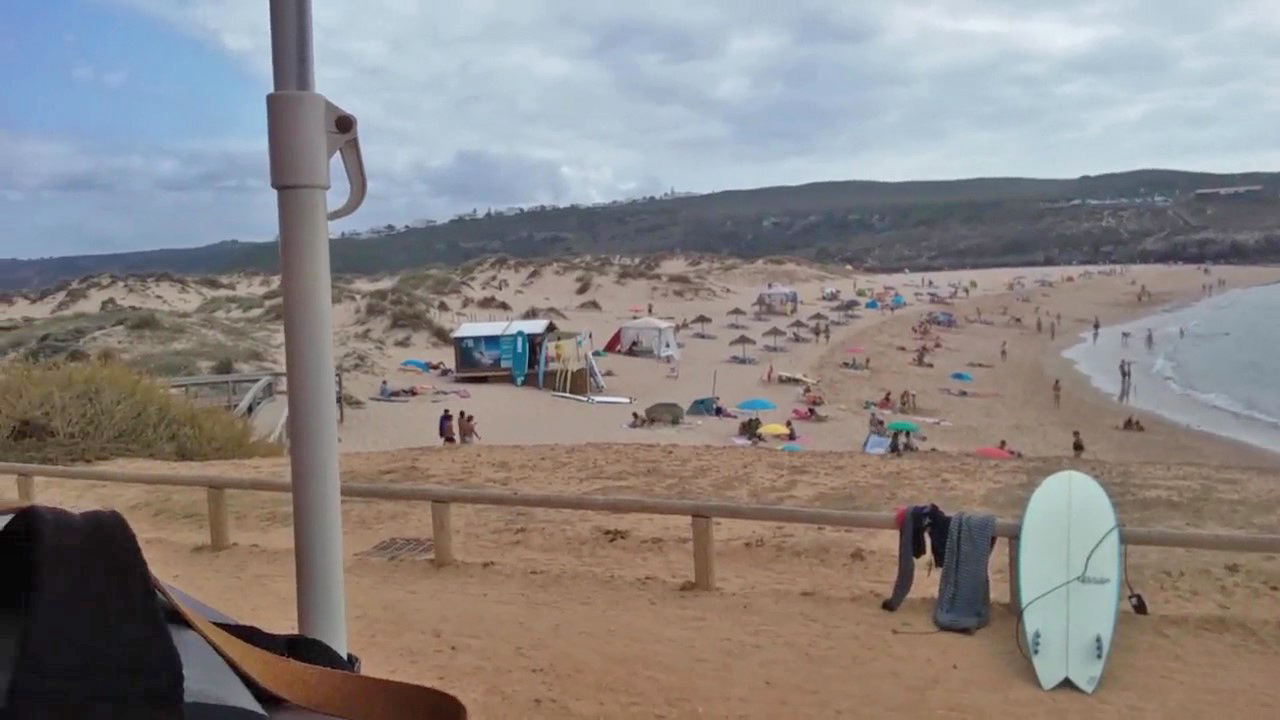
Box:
687, 397, 717, 416
754, 284, 799, 315
861, 433, 891, 455
603, 317, 680, 359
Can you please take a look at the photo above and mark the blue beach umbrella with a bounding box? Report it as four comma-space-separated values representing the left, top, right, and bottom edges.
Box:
949, 371, 973, 383
736, 397, 777, 412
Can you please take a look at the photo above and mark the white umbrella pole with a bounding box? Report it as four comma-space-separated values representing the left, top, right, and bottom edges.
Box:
267, 0, 356, 656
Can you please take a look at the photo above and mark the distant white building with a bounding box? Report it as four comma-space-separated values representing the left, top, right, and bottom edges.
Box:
1193, 185, 1263, 198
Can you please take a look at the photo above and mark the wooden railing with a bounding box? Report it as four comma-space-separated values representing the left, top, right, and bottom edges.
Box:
4, 461, 1280, 593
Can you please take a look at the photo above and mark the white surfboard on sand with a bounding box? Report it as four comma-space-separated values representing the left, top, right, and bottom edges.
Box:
1017, 470, 1122, 694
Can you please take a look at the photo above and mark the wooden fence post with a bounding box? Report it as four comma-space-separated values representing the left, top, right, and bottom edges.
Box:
431, 501, 454, 566
692, 515, 715, 590
15, 474, 35, 504
1007, 538, 1020, 609
206, 488, 231, 550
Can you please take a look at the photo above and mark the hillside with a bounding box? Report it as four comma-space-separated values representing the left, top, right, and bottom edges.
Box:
5, 169, 1280, 289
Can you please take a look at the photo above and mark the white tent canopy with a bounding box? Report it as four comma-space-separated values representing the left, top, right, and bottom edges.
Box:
606, 316, 680, 358
755, 284, 798, 313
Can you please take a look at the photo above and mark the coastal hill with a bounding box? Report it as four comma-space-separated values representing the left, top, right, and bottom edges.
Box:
5, 168, 1280, 290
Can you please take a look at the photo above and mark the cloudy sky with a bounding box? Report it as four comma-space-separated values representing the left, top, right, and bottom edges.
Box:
3, 0, 1280, 258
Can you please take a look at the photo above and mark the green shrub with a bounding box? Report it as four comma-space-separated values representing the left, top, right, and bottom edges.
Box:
211, 357, 238, 375
0, 360, 279, 463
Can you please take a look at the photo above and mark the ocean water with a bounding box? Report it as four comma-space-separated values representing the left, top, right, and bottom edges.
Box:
1063, 283, 1280, 456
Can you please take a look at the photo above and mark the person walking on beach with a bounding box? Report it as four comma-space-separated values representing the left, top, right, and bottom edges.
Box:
459, 412, 480, 444
1118, 360, 1130, 404
1072, 430, 1085, 458
439, 409, 456, 445
1049, 320, 1056, 341
1092, 317, 1101, 345
1000, 341, 1008, 362
1052, 379, 1061, 408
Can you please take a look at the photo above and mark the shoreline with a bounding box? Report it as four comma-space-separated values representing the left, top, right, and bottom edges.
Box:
823, 264, 1280, 467
1062, 283, 1280, 458
1059, 280, 1280, 453
1041, 269, 1280, 467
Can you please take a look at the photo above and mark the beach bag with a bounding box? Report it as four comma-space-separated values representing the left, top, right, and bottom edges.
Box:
0, 503, 467, 719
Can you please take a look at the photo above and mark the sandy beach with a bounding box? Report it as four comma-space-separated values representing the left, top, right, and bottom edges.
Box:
322, 260, 1280, 467
4, 259, 1280, 717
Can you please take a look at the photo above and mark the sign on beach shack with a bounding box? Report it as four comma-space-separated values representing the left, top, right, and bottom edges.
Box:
450, 319, 556, 380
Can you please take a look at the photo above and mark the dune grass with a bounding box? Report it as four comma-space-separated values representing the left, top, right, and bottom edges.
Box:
0, 360, 279, 464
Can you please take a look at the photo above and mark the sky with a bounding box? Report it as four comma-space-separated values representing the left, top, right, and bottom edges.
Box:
3, 0, 1280, 259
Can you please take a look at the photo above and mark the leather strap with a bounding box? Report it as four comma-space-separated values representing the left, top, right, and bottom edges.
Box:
155, 579, 466, 720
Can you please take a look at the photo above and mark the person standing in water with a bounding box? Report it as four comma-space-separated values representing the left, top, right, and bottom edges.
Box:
1052, 378, 1061, 409
1092, 317, 1101, 345
1118, 360, 1130, 404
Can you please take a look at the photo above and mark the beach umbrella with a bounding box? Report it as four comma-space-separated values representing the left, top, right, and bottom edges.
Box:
736, 397, 777, 412
690, 313, 713, 334
728, 334, 756, 358
779, 443, 804, 452
807, 312, 829, 322
788, 319, 809, 330
950, 371, 973, 383
726, 307, 748, 328
759, 423, 790, 436
886, 420, 919, 433
975, 446, 1014, 459
763, 326, 787, 350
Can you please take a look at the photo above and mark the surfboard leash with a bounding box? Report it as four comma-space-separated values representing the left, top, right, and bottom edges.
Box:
1013, 524, 1147, 664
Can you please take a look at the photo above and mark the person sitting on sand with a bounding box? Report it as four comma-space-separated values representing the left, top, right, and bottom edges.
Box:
1072, 430, 1085, 458
805, 406, 828, 422
629, 412, 648, 429
379, 380, 391, 398
997, 439, 1024, 458
903, 431, 918, 452
785, 420, 798, 441
1134, 419, 1145, 432
878, 392, 893, 410
1121, 415, 1135, 431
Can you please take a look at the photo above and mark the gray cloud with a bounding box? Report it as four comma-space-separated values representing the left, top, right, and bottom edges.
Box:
4, 0, 1280, 256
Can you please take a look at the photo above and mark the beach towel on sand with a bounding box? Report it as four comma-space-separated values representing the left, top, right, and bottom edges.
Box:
932, 512, 997, 633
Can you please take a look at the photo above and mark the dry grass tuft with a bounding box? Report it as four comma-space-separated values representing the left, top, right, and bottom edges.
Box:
0, 360, 279, 464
